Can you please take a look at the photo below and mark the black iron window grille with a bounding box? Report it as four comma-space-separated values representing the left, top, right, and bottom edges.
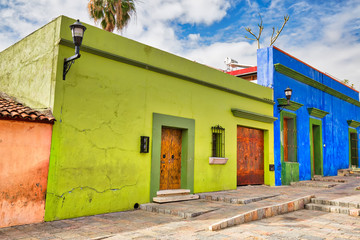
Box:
212, 125, 225, 158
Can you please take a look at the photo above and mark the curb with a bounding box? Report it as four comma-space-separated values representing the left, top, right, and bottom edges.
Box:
208, 195, 314, 231
198, 193, 279, 204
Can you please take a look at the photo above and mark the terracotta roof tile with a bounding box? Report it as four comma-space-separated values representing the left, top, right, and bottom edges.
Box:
0, 94, 55, 124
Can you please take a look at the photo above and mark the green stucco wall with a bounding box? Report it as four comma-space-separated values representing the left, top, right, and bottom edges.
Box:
40, 16, 275, 221
0, 18, 61, 110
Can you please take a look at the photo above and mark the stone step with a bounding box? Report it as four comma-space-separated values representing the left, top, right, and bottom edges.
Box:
305, 203, 360, 216
310, 198, 360, 209
209, 195, 314, 231
338, 168, 360, 176
311, 176, 346, 183
156, 189, 190, 197
153, 194, 199, 203
198, 193, 279, 204
290, 181, 338, 188
140, 201, 219, 219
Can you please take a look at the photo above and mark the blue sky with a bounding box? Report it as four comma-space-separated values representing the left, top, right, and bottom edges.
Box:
1, 0, 360, 89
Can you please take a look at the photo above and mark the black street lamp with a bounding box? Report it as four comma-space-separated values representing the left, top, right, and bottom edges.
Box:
63, 20, 87, 80
284, 87, 292, 104
278, 87, 293, 111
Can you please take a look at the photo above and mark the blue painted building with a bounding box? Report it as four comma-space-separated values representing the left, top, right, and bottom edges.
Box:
231, 46, 360, 185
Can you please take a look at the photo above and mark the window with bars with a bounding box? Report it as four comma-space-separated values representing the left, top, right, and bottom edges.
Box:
212, 125, 225, 158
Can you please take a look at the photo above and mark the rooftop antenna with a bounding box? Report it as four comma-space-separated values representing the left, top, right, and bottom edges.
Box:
224, 57, 254, 71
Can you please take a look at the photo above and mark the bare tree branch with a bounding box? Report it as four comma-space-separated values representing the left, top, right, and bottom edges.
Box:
271, 27, 275, 43
270, 15, 289, 46
244, 36, 257, 41
245, 28, 258, 39
244, 14, 264, 49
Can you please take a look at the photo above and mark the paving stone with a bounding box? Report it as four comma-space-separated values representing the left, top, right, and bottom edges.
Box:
2, 176, 360, 239
234, 215, 244, 225
301, 235, 326, 240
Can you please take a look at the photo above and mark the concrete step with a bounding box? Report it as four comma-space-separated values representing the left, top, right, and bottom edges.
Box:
311, 176, 346, 183
310, 198, 360, 209
209, 195, 314, 231
153, 194, 199, 203
290, 181, 338, 188
305, 203, 360, 216
338, 168, 360, 176
140, 200, 220, 219
156, 189, 190, 197
198, 193, 279, 204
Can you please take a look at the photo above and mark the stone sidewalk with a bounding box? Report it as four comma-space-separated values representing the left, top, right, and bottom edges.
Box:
0, 175, 359, 240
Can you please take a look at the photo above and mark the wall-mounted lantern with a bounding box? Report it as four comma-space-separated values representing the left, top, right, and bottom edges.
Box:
63, 19, 87, 80
278, 87, 292, 111
140, 136, 150, 153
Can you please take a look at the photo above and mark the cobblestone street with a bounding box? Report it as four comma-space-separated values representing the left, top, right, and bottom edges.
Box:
1, 176, 359, 240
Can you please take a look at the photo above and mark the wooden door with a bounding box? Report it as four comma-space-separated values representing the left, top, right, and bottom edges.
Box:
237, 126, 264, 185
283, 118, 289, 162
350, 133, 359, 167
160, 127, 182, 190
311, 124, 321, 176
312, 125, 316, 175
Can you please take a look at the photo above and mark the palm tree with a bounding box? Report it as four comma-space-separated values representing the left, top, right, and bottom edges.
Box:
88, 0, 136, 32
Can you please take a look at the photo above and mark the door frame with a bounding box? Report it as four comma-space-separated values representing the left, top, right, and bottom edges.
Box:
236, 125, 265, 185
280, 111, 297, 163
348, 128, 359, 168
150, 113, 195, 200
280, 111, 299, 185
309, 118, 323, 177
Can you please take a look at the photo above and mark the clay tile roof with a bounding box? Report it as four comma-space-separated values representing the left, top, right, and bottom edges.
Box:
0, 94, 55, 124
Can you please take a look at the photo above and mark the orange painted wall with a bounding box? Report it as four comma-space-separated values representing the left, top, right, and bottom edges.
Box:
0, 120, 52, 228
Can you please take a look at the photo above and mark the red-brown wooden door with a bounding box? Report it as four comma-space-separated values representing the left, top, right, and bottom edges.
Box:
160, 127, 182, 190
237, 126, 264, 185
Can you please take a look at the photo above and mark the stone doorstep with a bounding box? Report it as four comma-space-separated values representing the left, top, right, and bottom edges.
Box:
156, 189, 191, 197
310, 198, 360, 209
208, 195, 315, 231
153, 194, 199, 203
305, 203, 360, 216
139, 202, 218, 219
198, 193, 279, 204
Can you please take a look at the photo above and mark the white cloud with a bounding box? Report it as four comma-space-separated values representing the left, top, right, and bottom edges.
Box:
245, 0, 260, 11
0, 0, 92, 50
182, 41, 258, 70
188, 33, 201, 41
287, 1, 311, 15
121, 0, 232, 56
179, 0, 230, 25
